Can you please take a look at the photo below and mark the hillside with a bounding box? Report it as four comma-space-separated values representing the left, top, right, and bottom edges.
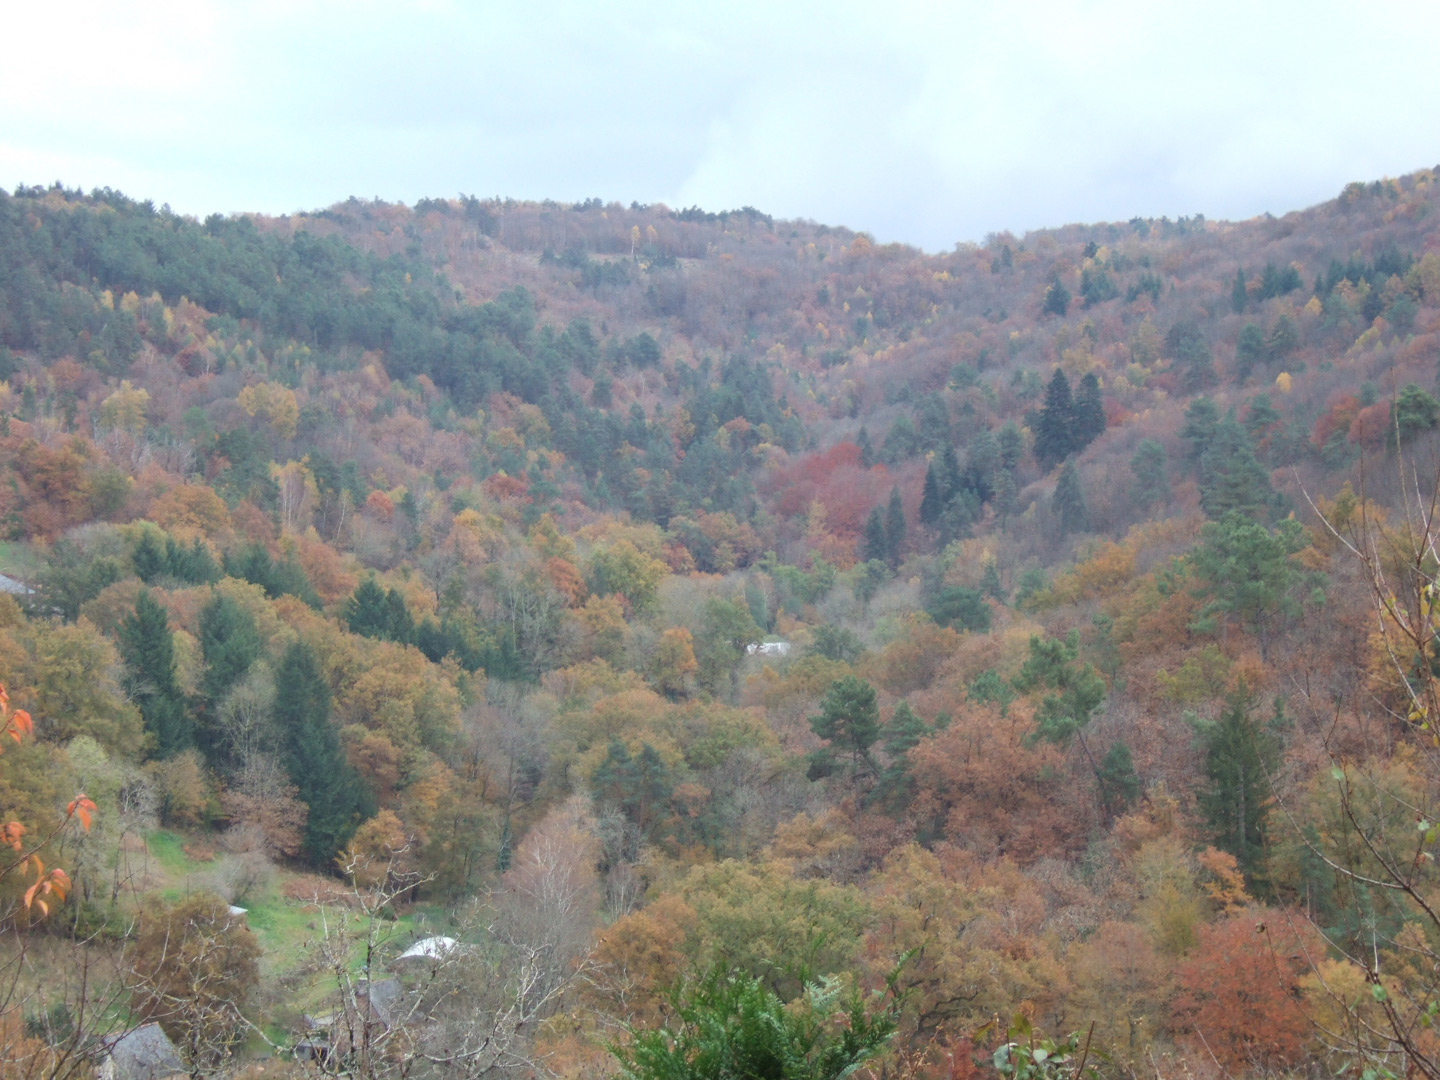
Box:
0, 169, 1438, 1077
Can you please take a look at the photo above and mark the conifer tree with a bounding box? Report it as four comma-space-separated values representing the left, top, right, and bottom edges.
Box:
1097, 741, 1141, 820
981, 560, 1006, 604
1054, 460, 1088, 536
1181, 396, 1221, 461
1199, 417, 1279, 521
1073, 372, 1106, 448
919, 462, 944, 526
856, 427, 874, 469
132, 531, 167, 585
861, 508, 887, 565
872, 701, 929, 811
809, 675, 880, 774
1231, 267, 1248, 313
1199, 696, 1277, 887
940, 444, 964, 501
997, 420, 1025, 472
1043, 278, 1071, 316
884, 486, 905, 568
199, 591, 262, 707
345, 578, 391, 640
120, 589, 191, 758
1130, 438, 1169, 509
1034, 368, 1076, 469
275, 640, 363, 864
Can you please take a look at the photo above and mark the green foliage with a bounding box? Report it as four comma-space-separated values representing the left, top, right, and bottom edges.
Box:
345, 577, 415, 644
592, 739, 673, 836
926, 586, 992, 633
1389, 384, 1440, 450
1130, 438, 1169, 509
1053, 461, 1088, 536
614, 968, 895, 1080
119, 588, 191, 759
223, 544, 320, 608
275, 639, 366, 864
810, 623, 864, 664
1043, 279, 1071, 316
198, 591, 261, 707
1196, 695, 1278, 886
1014, 631, 1106, 745
1097, 741, 1141, 819
991, 1015, 1104, 1080
696, 596, 762, 697
1198, 416, 1280, 521
809, 675, 880, 776
1190, 511, 1308, 651
1034, 369, 1075, 470
884, 486, 906, 568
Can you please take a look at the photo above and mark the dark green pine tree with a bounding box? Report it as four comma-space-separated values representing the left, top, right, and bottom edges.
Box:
919, 462, 944, 527
275, 640, 364, 865
810, 675, 881, 774
981, 560, 1007, 604
344, 578, 391, 640
1073, 373, 1106, 448
861, 508, 888, 565
1199, 696, 1277, 887
871, 701, 930, 812
1043, 278, 1072, 316
1097, 741, 1141, 821
120, 589, 191, 758
1034, 368, 1076, 470
1130, 438, 1169, 509
997, 420, 1025, 472
1235, 322, 1267, 380
131, 531, 167, 585
1199, 416, 1280, 521
856, 427, 875, 469
1181, 396, 1221, 461
382, 588, 415, 644
199, 591, 262, 707
884, 486, 906, 568
1231, 267, 1248, 314
940, 444, 964, 502
1054, 460, 1088, 536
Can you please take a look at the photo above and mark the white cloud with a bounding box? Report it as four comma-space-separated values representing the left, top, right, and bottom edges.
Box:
2, 0, 1437, 248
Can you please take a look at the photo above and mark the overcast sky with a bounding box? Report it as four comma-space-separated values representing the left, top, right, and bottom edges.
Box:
3, 1, 1438, 251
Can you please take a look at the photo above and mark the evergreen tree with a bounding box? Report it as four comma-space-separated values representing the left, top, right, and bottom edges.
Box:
382, 587, 415, 644
132, 531, 167, 585
856, 427, 874, 469
940, 444, 964, 501
884, 486, 905, 569
345, 578, 391, 640
872, 702, 929, 811
980, 560, 1007, 604
926, 586, 991, 633
276, 640, 364, 864
964, 430, 1000, 502
809, 675, 881, 774
1199, 696, 1277, 886
1199, 416, 1279, 521
1034, 368, 1076, 469
1166, 321, 1217, 391
120, 589, 191, 759
199, 591, 262, 707
1130, 438, 1169, 509
1235, 322, 1267, 380
1231, 267, 1248, 313
1013, 630, 1106, 745
1181, 396, 1221, 461
1043, 278, 1072, 316
861, 508, 888, 565
1054, 460, 1088, 536
1073, 373, 1106, 448
1097, 741, 1141, 820
1267, 315, 1299, 360
918, 462, 944, 526
997, 420, 1025, 471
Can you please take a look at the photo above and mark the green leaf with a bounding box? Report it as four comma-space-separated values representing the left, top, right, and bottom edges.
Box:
1331, 766, 1345, 781
1372, 984, 1388, 1002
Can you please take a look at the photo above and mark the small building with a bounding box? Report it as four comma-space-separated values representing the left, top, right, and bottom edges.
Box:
746, 641, 791, 657
395, 935, 458, 964
96, 1023, 185, 1080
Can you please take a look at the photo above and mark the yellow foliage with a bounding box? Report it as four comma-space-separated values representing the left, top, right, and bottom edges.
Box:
237, 381, 299, 438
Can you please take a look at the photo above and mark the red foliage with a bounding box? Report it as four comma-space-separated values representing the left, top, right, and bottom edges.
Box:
1312, 393, 1359, 448
1348, 401, 1391, 448
1168, 910, 1319, 1074
482, 473, 531, 502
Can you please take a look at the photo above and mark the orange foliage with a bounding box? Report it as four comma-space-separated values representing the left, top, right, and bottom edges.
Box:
1168, 911, 1320, 1074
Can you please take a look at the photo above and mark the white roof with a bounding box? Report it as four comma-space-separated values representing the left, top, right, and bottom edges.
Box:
397, 935, 458, 960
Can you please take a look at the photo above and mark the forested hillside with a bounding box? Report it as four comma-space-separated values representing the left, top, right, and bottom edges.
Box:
1, 169, 1439, 1078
